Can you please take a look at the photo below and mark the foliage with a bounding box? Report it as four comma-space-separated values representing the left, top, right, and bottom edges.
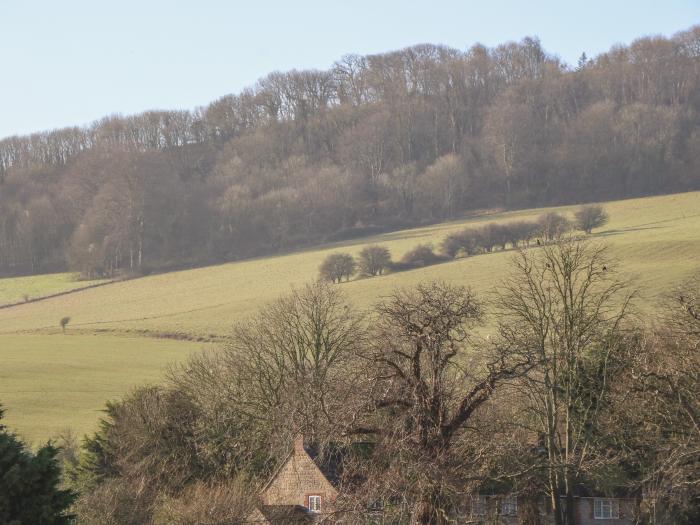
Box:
0, 405, 76, 524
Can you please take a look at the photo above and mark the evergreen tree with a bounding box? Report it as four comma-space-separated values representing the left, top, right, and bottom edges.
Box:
0, 405, 76, 524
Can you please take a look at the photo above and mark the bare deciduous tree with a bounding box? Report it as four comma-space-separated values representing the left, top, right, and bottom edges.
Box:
495, 240, 633, 525
358, 245, 392, 276
319, 252, 357, 283
343, 282, 534, 524
574, 205, 610, 234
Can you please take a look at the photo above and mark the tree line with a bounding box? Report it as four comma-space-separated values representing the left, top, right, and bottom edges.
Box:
1, 28, 699, 277
319, 205, 609, 282
10, 238, 690, 524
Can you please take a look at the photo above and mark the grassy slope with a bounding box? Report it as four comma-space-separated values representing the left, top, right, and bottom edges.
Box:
0, 192, 698, 339
1, 191, 698, 441
0, 334, 206, 444
0, 273, 108, 306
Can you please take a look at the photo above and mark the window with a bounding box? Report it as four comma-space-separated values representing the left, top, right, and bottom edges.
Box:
501, 495, 518, 516
471, 495, 487, 516
594, 498, 620, 519
308, 495, 322, 512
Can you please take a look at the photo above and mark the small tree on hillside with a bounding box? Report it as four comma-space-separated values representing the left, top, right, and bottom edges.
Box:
319, 253, 356, 283
60, 317, 71, 333
400, 244, 443, 268
358, 245, 391, 276
538, 212, 571, 242
574, 204, 609, 234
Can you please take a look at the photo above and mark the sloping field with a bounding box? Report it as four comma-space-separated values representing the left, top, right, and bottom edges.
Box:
0, 273, 109, 307
1, 191, 699, 441
0, 192, 698, 339
0, 334, 206, 443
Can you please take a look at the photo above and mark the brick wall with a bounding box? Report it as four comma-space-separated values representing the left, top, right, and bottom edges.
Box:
261, 436, 338, 511
575, 497, 638, 525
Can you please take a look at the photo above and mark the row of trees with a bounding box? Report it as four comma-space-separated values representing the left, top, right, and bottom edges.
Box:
57, 239, 699, 524
1, 26, 698, 277
320, 206, 609, 281
319, 242, 448, 283
443, 205, 609, 257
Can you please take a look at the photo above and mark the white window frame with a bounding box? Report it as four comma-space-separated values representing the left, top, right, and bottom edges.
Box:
471, 495, 487, 516
308, 495, 322, 512
501, 495, 518, 516
594, 498, 620, 519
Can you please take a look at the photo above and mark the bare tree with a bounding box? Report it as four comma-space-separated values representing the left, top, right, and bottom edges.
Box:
611, 274, 700, 524
537, 212, 571, 242
358, 245, 392, 277
494, 240, 633, 525
344, 282, 534, 524
319, 252, 357, 283
574, 205, 609, 234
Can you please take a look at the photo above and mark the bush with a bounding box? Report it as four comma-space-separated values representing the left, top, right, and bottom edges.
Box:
358, 245, 392, 276
397, 244, 446, 269
574, 205, 609, 234
319, 252, 357, 283
480, 223, 510, 251
153, 480, 254, 525
441, 229, 481, 258
538, 212, 571, 241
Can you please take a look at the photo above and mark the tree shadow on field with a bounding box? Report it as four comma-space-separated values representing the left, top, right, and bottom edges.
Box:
598, 225, 668, 237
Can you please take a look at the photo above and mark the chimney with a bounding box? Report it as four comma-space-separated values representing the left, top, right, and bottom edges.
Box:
294, 434, 305, 454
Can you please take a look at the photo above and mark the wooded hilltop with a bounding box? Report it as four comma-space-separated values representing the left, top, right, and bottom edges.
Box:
1, 26, 699, 277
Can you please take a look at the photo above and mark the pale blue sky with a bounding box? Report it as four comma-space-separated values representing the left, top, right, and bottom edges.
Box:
1, 0, 698, 139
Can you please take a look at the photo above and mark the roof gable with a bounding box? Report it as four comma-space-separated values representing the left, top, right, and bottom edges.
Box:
261, 440, 339, 505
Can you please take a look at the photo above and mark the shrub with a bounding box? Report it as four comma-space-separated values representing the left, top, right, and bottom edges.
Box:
538, 212, 571, 241
319, 252, 357, 283
153, 479, 254, 525
398, 244, 445, 269
358, 245, 392, 276
481, 223, 510, 251
60, 316, 71, 333
574, 205, 609, 234
441, 229, 481, 258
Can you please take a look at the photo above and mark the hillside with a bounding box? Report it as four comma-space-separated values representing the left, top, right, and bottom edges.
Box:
2, 26, 699, 280
0, 273, 109, 307
1, 191, 699, 441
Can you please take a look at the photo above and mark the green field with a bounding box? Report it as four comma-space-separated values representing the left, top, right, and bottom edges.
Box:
1, 192, 699, 442
0, 334, 206, 444
0, 272, 109, 307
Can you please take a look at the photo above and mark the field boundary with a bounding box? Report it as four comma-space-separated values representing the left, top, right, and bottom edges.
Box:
0, 280, 116, 310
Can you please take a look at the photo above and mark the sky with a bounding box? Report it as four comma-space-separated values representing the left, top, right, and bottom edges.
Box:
1, 0, 698, 139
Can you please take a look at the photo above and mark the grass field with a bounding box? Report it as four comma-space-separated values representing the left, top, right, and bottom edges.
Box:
0, 272, 109, 306
0, 334, 206, 444
1, 191, 699, 442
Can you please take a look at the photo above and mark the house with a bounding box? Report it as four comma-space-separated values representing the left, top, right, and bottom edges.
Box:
249, 435, 639, 524
249, 435, 342, 523
465, 494, 639, 524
